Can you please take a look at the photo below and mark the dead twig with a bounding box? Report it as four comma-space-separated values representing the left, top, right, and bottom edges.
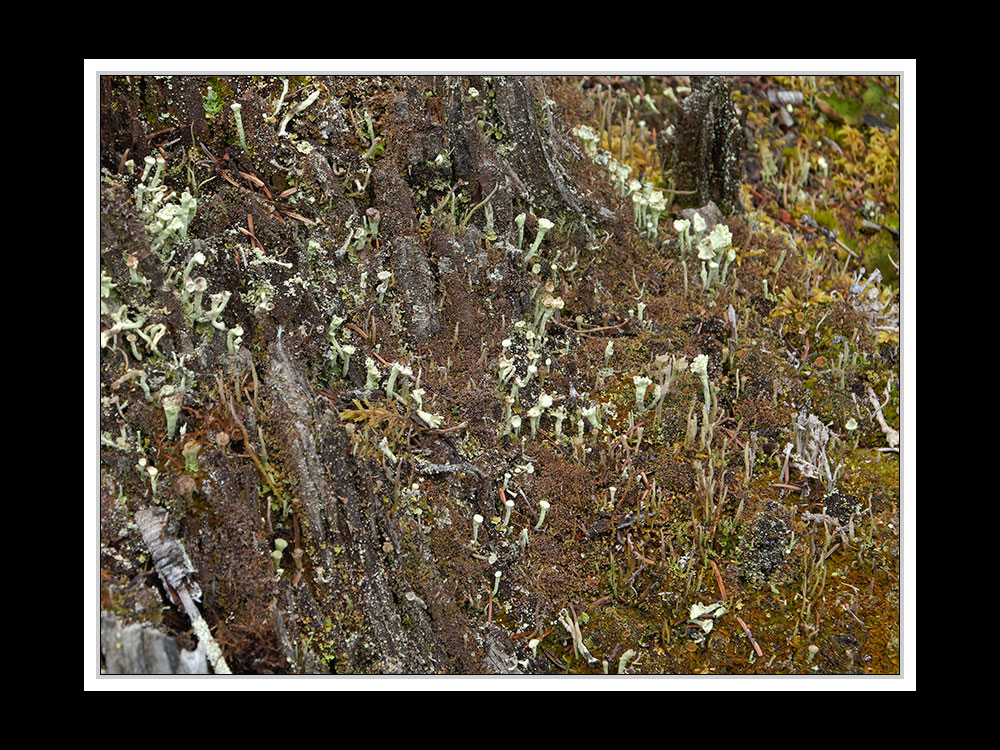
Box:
736, 615, 764, 658
550, 318, 628, 336
708, 558, 727, 601
344, 322, 369, 341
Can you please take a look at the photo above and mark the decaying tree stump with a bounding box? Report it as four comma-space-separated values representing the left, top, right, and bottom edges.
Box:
667, 75, 743, 214
99, 75, 616, 674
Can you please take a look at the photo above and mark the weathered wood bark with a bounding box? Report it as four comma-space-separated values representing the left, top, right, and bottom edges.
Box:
99, 75, 613, 673
666, 75, 744, 214
101, 611, 208, 674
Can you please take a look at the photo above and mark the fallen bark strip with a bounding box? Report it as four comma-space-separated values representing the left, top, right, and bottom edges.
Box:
136, 507, 231, 674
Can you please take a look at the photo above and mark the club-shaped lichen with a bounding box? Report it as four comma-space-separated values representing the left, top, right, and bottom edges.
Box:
534, 500, 551, 530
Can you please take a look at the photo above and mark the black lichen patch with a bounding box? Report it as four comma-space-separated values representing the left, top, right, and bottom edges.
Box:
823, 492, 863, 526
738, 502, 792, 585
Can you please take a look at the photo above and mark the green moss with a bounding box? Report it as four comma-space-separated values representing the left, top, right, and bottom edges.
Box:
861, 230, 899, 285
203, 82, 224, 119
814, 209, 840, 233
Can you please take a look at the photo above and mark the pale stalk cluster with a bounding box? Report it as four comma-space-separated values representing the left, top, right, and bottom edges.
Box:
572, 125, 667, 239
697, 223, 736, 292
